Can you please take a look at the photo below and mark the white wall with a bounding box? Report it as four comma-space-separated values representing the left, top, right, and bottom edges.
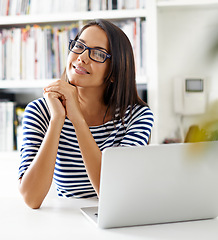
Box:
157, 6, 218, 143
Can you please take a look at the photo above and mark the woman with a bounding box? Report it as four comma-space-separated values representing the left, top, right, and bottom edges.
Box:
18, 19, 154, 209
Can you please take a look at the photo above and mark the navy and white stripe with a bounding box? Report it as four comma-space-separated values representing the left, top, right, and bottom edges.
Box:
19, 98, 154, 198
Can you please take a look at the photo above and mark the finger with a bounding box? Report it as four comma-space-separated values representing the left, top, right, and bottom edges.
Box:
43, 79, 62, 91
44, 85, 77, 102
43, 91, 62, 100
43, 86, 62, 95
44, 79, 76, 92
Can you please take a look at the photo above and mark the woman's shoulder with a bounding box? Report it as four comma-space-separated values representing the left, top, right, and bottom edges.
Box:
122, 104, 154, 129
26, 97, 48, 109
25, 97, 50, 116
126, 104, 154, 119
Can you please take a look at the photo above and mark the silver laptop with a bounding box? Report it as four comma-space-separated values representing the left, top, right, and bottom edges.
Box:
81, 141, 218, 229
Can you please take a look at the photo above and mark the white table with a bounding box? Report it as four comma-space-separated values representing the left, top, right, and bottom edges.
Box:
1, 153, 218, 240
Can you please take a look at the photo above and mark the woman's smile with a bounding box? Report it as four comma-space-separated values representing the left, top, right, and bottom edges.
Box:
73, 64, 90, 75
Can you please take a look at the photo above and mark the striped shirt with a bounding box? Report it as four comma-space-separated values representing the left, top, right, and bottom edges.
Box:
19, 98, 154, 198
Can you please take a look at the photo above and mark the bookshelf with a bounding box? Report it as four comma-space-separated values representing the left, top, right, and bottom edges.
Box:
0, 10, 147, 85
0, 3, 148, 152
0, 9, 147, 26
2, 0, 218, 154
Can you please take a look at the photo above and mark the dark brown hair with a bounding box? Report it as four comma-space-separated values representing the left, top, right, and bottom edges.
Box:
62, 19, 147, 123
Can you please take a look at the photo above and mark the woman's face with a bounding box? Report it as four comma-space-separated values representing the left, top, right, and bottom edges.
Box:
66, 25, 110, 90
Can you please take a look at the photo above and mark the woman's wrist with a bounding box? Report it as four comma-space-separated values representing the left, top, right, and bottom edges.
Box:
71, 116, 87, 130
49, 116, 65, 130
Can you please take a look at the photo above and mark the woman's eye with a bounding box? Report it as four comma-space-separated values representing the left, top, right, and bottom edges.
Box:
75, 44, 83, 49
94, 51, 105, 59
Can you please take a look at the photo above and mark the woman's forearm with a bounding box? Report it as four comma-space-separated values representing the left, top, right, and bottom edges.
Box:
74, 119, 102, 196
19, 119, 63, 209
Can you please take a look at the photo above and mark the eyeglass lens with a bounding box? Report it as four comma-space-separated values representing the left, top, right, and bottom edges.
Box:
69, 40, 108, 63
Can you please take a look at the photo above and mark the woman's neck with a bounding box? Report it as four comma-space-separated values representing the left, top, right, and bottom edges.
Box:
77, 87, 110, 126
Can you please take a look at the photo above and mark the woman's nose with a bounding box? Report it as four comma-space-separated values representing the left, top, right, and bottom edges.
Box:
77, 49, 89, 64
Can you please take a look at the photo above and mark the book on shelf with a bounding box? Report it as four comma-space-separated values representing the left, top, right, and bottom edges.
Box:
115, 18, 146, 77
0, 23, 79, 81
0, 19, 146, 82
15, 105, 25, 151
0, 0, 146, 16
0, 95, 25, 152
0, 97, 15, 152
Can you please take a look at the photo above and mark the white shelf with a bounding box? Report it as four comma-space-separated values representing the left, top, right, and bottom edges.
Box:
0, 77, 147, 89
0, 9, 147, 26
0, 151, 20, 160
136, 75, 147, 84
157, 0, 218, 8
0, 79, 55, 89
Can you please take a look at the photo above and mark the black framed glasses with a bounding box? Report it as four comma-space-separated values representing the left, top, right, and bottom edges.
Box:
68, 40, 111, 63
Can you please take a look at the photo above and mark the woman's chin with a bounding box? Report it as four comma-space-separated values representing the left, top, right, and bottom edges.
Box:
66, 76, 75, 85
68, 80, 76, 86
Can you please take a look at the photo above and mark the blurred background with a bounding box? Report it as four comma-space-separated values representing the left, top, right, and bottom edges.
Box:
0, 0, 218, 154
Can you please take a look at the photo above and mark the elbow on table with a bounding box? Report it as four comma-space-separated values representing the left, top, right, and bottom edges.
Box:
23, 197, 42, 209
18, 181, 43, 209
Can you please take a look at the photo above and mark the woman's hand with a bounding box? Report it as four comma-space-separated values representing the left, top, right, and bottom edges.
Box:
43, 80, 83, 126
43, 88, 66, 124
